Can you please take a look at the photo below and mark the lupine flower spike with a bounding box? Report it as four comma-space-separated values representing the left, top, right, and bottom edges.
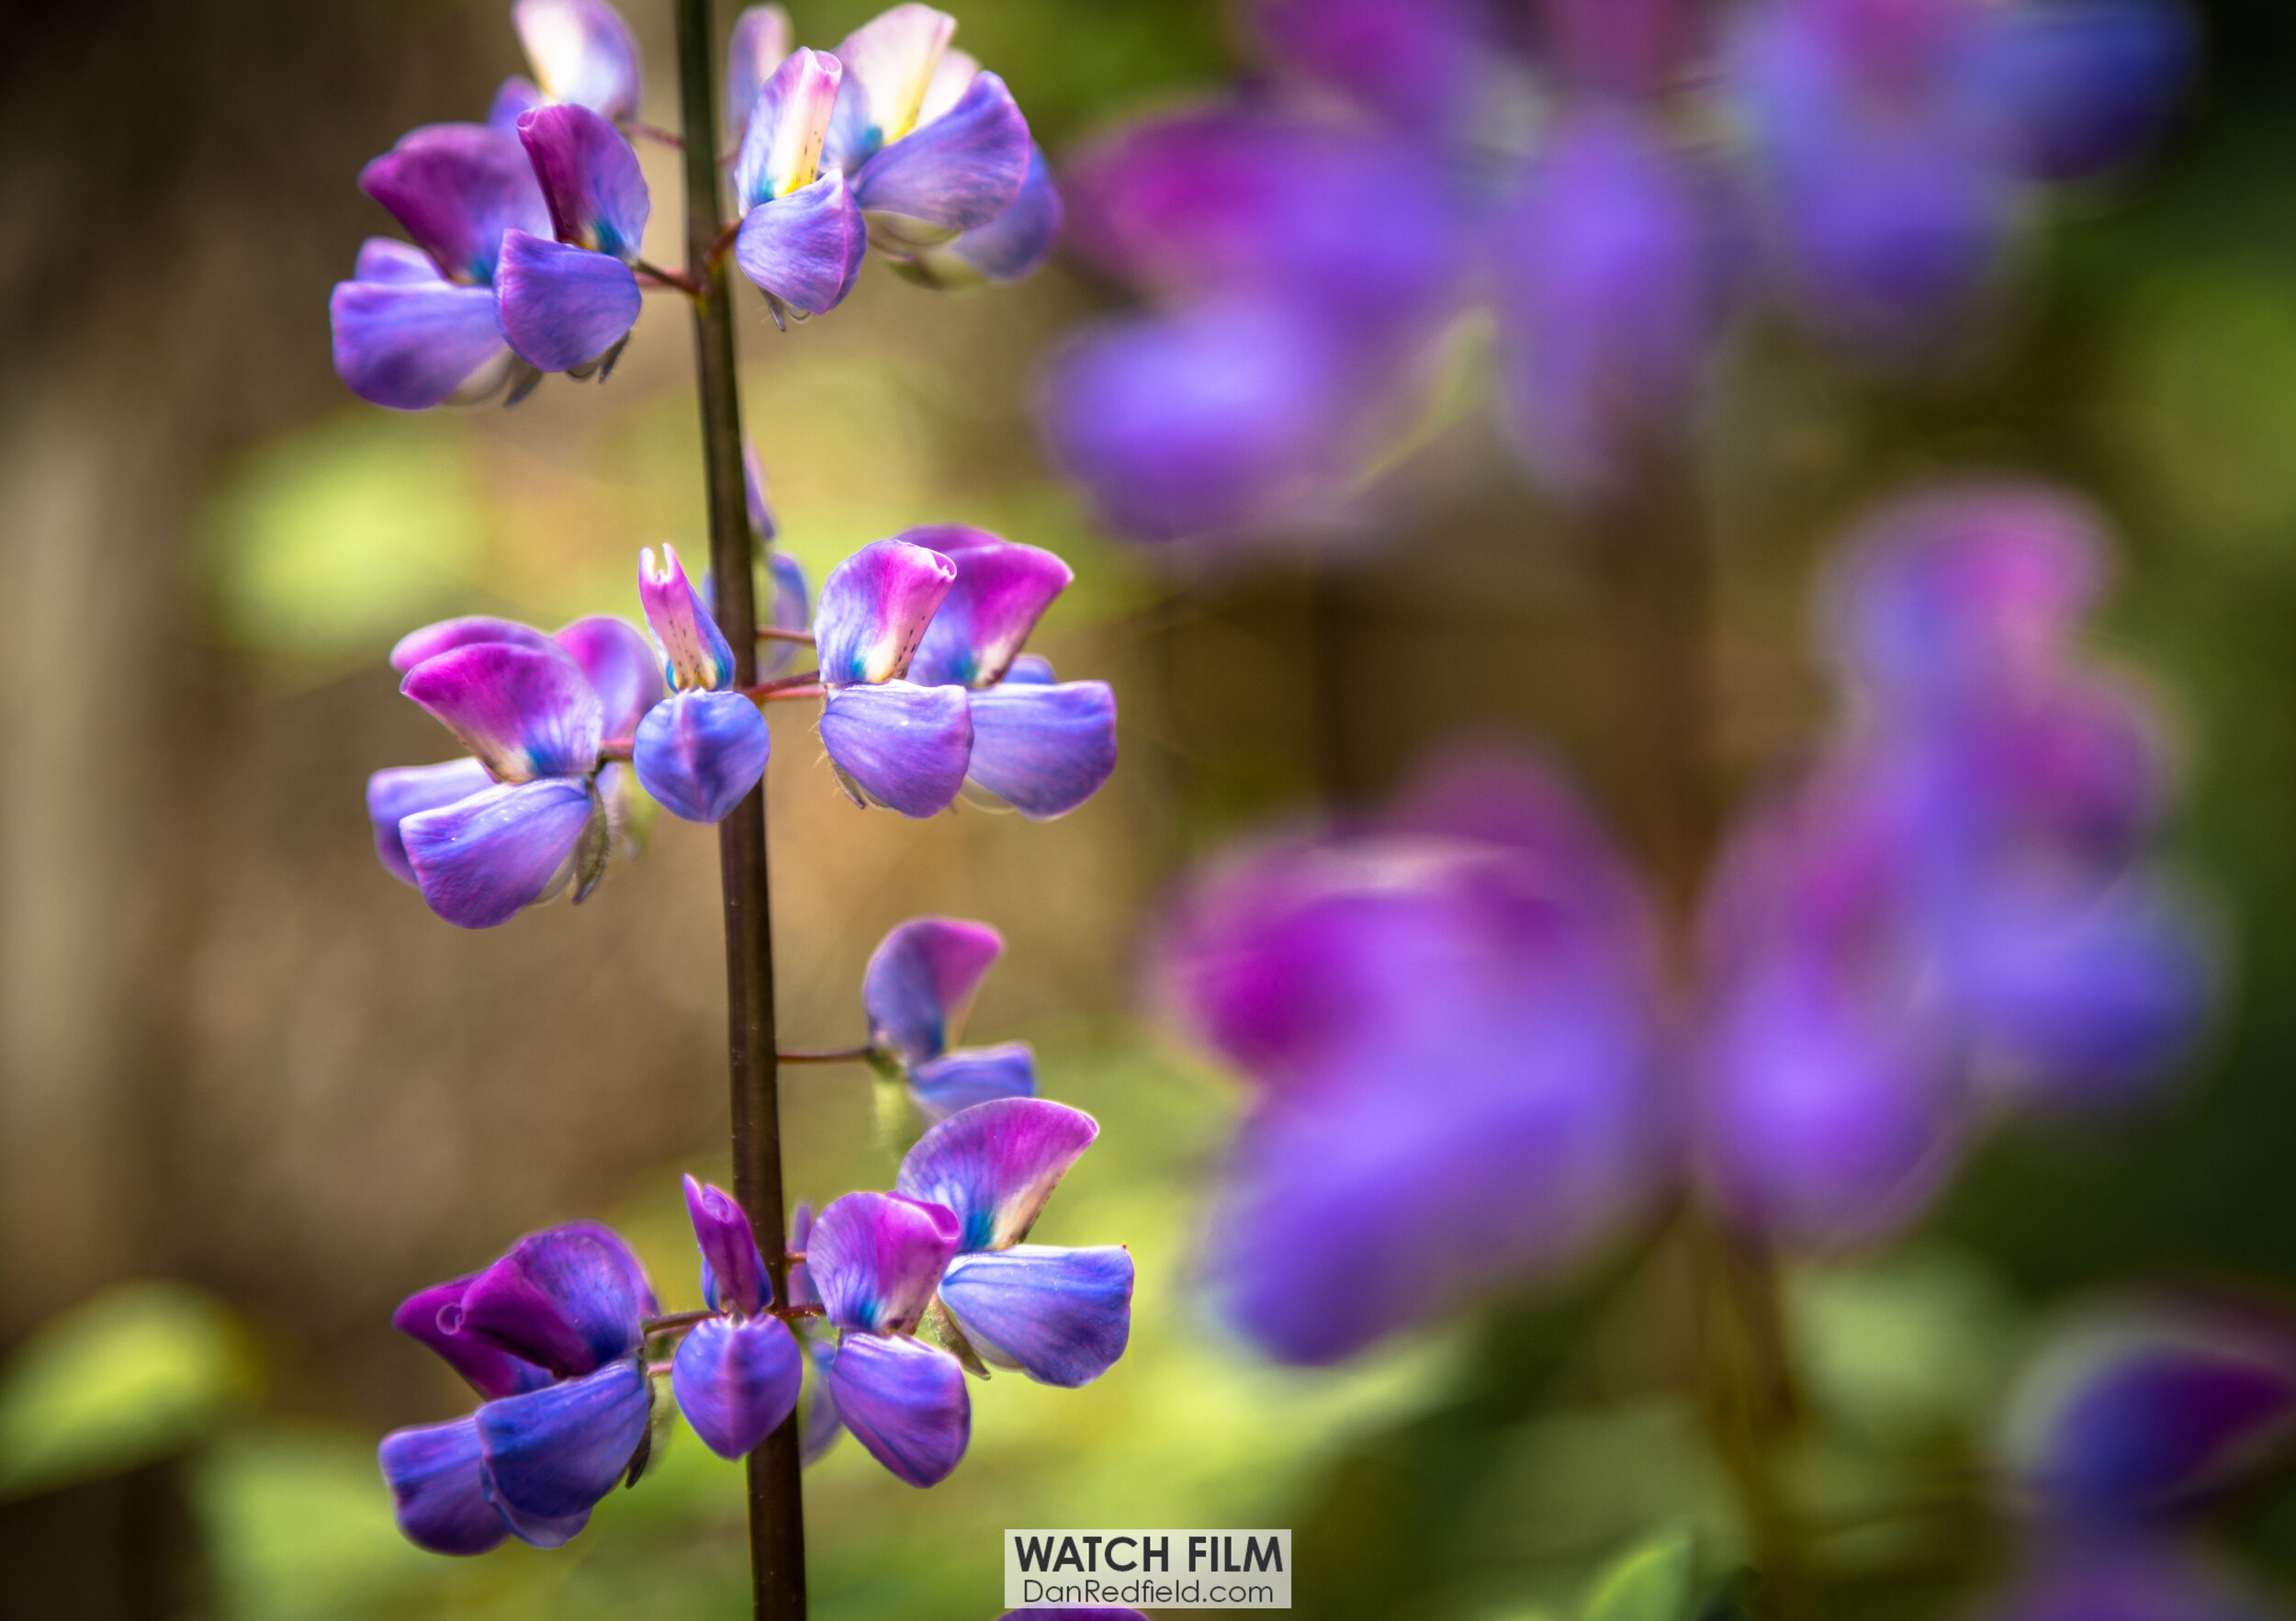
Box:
863, 917, 1039, 1121
671, 1177, 805, 1458
635, 544, 774, 823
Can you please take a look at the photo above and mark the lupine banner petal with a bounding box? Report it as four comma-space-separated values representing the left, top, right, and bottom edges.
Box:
819, 681, 974, 817
814, 538, 956, 685
401, 778, 600, 929
863, 916, 1005, 1065
894, 1098, 1099, 1254
905, 531, 1070, 688
683, 1175, 771, 1316
390, 1275, 554, 1401
939, 1244, 1133, 1387
400, 642, 603, 782
808, 1191, 961, 1334
909, 1043, 1037, 1122
552, 614, 666, 737
390, 616, 559, 673
512, 0, 644, 123
495, 230, 641, 374
330, 279, 510, 411
475, 1357, 650, 1537
963, 681, 1118, 820
822, 1330, 969, 1487
638, 544, 737, 692
906, 143, 1063, 288
726, 4, 794, 146
672, 1315, 804, 1459
449, 1224, 650, 1378
825, 3, 956, 169
851, 71, 1030, 254
734, 48, 843, 208
368, 758, 494, 885
735, 170, 869, 315
518, 103, 651, 259
379, 1416, 511, 1556
358, 124, 551, 286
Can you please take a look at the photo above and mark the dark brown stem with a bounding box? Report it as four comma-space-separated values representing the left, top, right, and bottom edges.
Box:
777, 1045, 872, 1064
638, 259, 704, 296
674, 0, 804, 1613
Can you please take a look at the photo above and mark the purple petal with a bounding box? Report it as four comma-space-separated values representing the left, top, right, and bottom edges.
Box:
400, 778, 601, 929
1540, 0, 1692, 98
358, 123, 550, 285
671, 1314, 803, 1458
819, 681, 974, 817
330, 278, 510, 411
726, 5, 794, 145
822, 1331, 969, 1487
512, 0, 645, 123
367, 758, 493, 885
636, 691, 771, 825
787, 1201, 822, 1310
638, 543, 737, 692
495, 229, 641, 374
683, 1174, 771, 1316
1256, 0, 1491, 132
390, 615, 558, 673
391, 1275, 555, 1401
379, 1417, 511, 1556
551, 614, 666, 737
894, 1097, 1098, 1255
851, 71, 1030, 253
807, 1191, 961, 1334
1986, 1543, 2282, 1621
400, 641, 602, 782
355, 236, 445, 284
863, 916, 1005, 1066
745, 441, 781, 541
453, 1223, 651, 1377
799, 1342, 843, 1465
813, 537, 957, 686
761, 550, 808, 673
910, 1042, 1036, 1123
1976, 0, 2195, 182
964, 681, 1118, 820
735, 170, 868, 315
517, 103, 650, 259
940, 1244, 1132, 1388
906, 143, 1062, 288
489, 75, 546, 136
823, 2, 958, 170
1003, 654, 1056, 685
734, 47, 843, 208
476, 1357, 650, 1543
905, 530, 1071, 688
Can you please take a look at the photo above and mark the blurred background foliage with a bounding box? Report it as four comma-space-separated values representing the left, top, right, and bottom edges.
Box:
5, 0, 2296, 1615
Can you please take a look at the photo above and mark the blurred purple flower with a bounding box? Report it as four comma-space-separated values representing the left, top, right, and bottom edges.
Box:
670, 1176, 804, 1459
1985, 1542, 2289, 1621
862, 917, 1039, 1122
496, 0, 645, 129
379, 1222, 658, 1554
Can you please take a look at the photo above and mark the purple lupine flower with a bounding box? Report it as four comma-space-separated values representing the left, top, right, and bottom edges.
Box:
631, 545, 773, 823
1984, 1542, 2289, 1621
379, 1222, 658, 1553
670, 1176, 804, 1458
805, 1190, 971, 1485
1153, 749, 1669, 1363
1254, 0, 1496, 137
498, 0, 645, 129
894, 142, 1063, 290
730, 47, 868, 318
368, 613, 663, 928
905, 529, 1117, 818
862, 917, 1039, 1121
496, 103, 650, 377
724, 4, 795, 149
1973, 0, 2197, 185
811, 535, 974, 816
895, 1098, 1133, 1387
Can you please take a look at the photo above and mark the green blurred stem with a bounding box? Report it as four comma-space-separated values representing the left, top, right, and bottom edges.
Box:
674, 0, 806, 1615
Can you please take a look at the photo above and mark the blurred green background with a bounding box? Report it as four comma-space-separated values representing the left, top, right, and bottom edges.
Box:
6, 0, 2296, 1615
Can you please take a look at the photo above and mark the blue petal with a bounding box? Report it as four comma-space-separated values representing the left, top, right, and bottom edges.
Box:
819, 681, 974, 818
476, 1358, 650, 1543
368, 758, 493, 885
893, 1097, 1099, 1255
735, 170, 867, 315
940, 1244, 1133, 1388
964, 681, 1117, 820
910, 1042, 1037, 1123
671, 1315, 804, 1459
330, 279, 509, 411
355, 236, 446, 284
823, 1332, 970, 1487
852, 71, 1031, 253
909, 143, 1063, 287
378, 1416, 512, 1555
1002, 654, 1057, 685
799, 1335, 843, 1465
1979, 0, 2195, 182
495, 229, 641, 374
634, 692, 771, 823
400, 778, 600, 929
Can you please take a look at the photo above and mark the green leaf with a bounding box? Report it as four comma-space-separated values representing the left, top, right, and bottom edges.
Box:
0, 1280, 257, 1501
1581, 1531, 1695, 1621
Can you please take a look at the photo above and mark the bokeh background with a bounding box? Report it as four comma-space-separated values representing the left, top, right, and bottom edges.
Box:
5, 0, 2296, 1615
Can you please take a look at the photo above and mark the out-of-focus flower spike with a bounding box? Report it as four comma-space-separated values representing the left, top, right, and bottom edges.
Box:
359, 125, 551, 286
1540, 0, 1694, 98
822, 1330, 969, 1486
552, 614, 666, 738
964, 681, 1118, 820
1256, 0, 1493, 134
390, 616, 559, 672
683, 1176, 772, 1316
734, 170, 869, 314
391, 1276, 555, 1401
895, 1098, 1099, 1254
744, 439, 779, 540
474, 1358, 650, 1546
400, 780, 602, 928
635, 691, 771, 823
906, 531, 1071, 689
814, 537, 960, 685
819, 681, 974, 816
368, 759, 494, 885
807, 1191, 962, 1334
639, 543, 737, 692
735, 49, 843, 208
939, 1244, 1134, 1388
517, 105, 651, 261
726, 5, 794, 146
864, 917, 1006, 1066
900, 142, 1062, 289
825, 4, 957, 170
1978, 0, 2196, 183
451, 1224, 651, 1377
512, 0, 644, 124
494, 228, 642, 374
379, 1417, 512, 1556
850, 71, 1031, 256
910, 1043, 1037, 1123
490, 75, 547, 136
400, 642, 603, 782
671, 1315, 803, 1458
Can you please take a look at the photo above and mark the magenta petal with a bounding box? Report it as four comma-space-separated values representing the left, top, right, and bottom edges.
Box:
823, 1332, 970, 1487
683, 1175, 771, 1316
355, 236, 445, 284
476, 1358, 649, 1543
895, 1098, 1099, 1254
819, 681, 974, 818
495, 229, 641, 374
330, 279, 509, 411
638, 543, 737, 692
807, 1191, 961, 1334
905, 530, 1070, 688
634, 691, 771, 824
489, 74, 546, 135
672, 1315, 803, 1458
517, 103, 650, 259
940, 1244, 1133, 1388
391, 1276, 554, 1401
390, 615, 558, 673
726, 5, 795, 145
910, 1043, 1037, 1123
552, 614, 666, 737
512, 0, 645, 123
455, 1224, 651, 1378
400, 778, 599, 929
965, 681, 1118, 820
368, 758, 493, 885
863, 916, 1005, 1067
851, 71, 1030, 252
814, 537, 957, 686
358, 123, 550, 285
735, 171, 868, 315
379, 1417, 511, 1555
400, 641, 603, 782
